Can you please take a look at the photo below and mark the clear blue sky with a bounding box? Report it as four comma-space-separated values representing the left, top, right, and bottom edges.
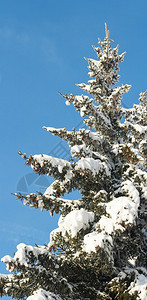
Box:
0, 1, 146, 298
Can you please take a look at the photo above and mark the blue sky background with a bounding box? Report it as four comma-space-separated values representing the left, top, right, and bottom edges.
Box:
0, 1, 146, 298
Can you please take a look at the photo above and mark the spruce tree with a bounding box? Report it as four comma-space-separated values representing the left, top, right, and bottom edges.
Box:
0, 24, 147, 300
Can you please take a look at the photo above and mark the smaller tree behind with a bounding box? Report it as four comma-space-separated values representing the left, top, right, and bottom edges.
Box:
0, 24, 147, 300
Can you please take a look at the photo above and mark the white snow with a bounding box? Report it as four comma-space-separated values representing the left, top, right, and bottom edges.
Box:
76, 95, 89, 103
78, 83, 91, 92
44, 181, 64, 196
106, 196, 139, 225
44, 182, 56, 196
122, 180, 140, 204
128, 272, 147, 300
71, 144, 83, 156
88, 131, 102, 142
59, 209, 94, 238
80, 106, 87, 117
133, 124, 146, 134
89, 58, 101, 68
82, 231, 112, 254
124, 121, 146, 134
27, 289, 62, 300
65, 100, 70, 106
136, 168, 147, 181
71, 144, 92, 158
105, 181, 140, 227
142, 186, 147, 199
43, 126, 58, 132
82, 213, 124, 255
128, 257, 137, 266
1, 255, 14, 266
88, 79, 96, 85
82, 182, 141, 255
88, 71, 94, 77
98, 215, 124, 234
33, 154, 72, 178
75, 157, 110, 176
95, 110, 112, 126
112, 269, 147, 300
112, 143, 123, 155
1, 244, 48, 271
49, 209, 94, 245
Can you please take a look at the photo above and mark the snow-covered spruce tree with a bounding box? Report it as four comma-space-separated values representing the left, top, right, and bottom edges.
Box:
0, 24, 147, 300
